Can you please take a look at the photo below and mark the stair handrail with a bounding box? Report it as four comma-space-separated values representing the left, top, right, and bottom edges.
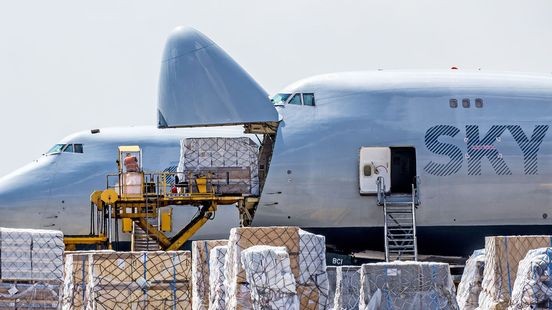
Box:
376, 176, 386, 206
413, 175, 421, 206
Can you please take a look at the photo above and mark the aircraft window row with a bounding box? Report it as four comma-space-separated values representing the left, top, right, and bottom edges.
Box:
449, 98, 484, 109
272, 93, 316, 106
46, 143, 83, 154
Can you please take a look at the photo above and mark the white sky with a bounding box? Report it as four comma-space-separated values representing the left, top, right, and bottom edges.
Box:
0, 0, 551, 176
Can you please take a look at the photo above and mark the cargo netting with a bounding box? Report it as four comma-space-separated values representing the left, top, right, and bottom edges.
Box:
62, 251, 192, 310
191, 239, 228, 310
333, 266, 361, 310
0, 227, 64, 309
479, 235, 552, 309
509, 247, 552, 309
359, 261, 458, 310
209, 246, 228, 310
326, 266, 337, 310
456, 249, 485, 310
224, 227, 330, 309
241, 245, 299, 309
177, 137, 260, 195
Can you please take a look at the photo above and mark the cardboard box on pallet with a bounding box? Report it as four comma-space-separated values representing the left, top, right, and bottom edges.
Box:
191, 239, 228, 310
224, 226, 329, 310
478, 235, 552, 310
62, 251, 192, 310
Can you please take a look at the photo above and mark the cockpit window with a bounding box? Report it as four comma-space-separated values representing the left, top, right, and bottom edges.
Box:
303, 93, 315, 106
46, 144, 65, 154
46, 143, 84, 154
288, 93, 302, 105
63, 144, 74, 152
271, 93, 291, 105
74, 144, 83, 153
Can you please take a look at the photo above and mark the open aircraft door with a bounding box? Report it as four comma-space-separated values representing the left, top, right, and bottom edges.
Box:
359, 147, 391, 194
157, 27, 279, 128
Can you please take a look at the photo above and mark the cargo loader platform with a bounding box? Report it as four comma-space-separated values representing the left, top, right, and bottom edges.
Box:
64, 144, 261, 251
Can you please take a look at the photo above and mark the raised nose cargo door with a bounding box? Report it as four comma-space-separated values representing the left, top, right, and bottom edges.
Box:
157, 27, 279, 128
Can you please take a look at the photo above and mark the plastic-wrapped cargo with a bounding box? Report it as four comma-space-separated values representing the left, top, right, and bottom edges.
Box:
298, 229, 330, 309
478, 236, 552, 310
359, 261, 458, 310
241, 245, 299, 310
177, 137, 260, 195
509, 247, 552, 309
0, 227, 64, 309
62, 251, 192, 309
225, 227, 300, 309
334, 266, 361, 310
0, 282, 61, 309
224, 226, 329, 309
326, 266, 337, 310
0, 228, 64, 281
209, 246, 228, 310
191, 239, 228, 310
457, 249, 485, 310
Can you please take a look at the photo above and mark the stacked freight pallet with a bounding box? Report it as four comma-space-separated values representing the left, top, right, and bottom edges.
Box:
358, 261, 458, 309
241, 245, 299, 309
62, 251, 192, 309
333, 266, 361, 310
0, 227, 64, 309
191, 239, 228, 310
456, 249, 485, 310
326, 266, 337, 310
478, 235, 552, 309
509, 247, 552, 308
178, 137, 260, 195
224, 226, 330, 309
209, 246, 228, 310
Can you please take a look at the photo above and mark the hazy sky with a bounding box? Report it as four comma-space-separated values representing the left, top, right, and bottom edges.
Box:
1, 1, 551, 176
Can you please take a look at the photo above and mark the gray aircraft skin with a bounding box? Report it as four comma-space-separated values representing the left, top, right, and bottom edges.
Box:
0, 126, 254, 242
253, 71, 552, 255
155, 27, 552, 255
0, 26, 551, 256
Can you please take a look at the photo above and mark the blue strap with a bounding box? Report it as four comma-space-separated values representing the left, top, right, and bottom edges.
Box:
204, 241, 211, 272
80, 255, 86, 304
430, 265, 439, 310
172, 252, 177, 310
384, 267, 393, 309
547, 248, 552, 308
143, 252, 148, 307
504, 237, 513, 295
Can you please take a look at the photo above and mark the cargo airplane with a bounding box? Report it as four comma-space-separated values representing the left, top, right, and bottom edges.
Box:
1, 26, 551, 256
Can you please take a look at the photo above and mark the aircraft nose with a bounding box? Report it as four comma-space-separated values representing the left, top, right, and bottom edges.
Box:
0, 182, 40, 229
0, 161, 55, 229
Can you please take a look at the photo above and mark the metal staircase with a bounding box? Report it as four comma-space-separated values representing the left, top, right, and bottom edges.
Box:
132, 218, 160, 251
377, 176, 420, 262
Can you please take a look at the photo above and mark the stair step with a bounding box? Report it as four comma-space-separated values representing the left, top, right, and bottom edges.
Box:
388, 247, 415, 250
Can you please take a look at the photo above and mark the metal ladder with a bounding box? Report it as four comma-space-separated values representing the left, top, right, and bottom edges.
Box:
377, 176, 420, 262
